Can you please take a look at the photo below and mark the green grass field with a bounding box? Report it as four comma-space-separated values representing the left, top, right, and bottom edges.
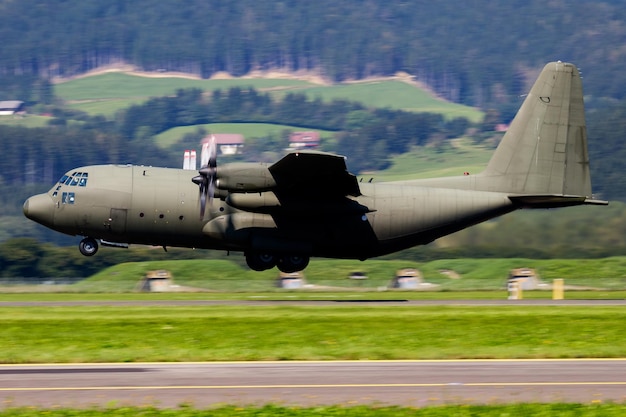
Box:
46, 256, 626, 293
1, 305, 625, 363
0, 115, 52, 128
55, 72, 313, 101
298, 80, 483, 121
2, 256, 624, 414
1, 404, 624, 417
154, 122, 335, 148
367, 138, 494, 181
54, 72, 483, 122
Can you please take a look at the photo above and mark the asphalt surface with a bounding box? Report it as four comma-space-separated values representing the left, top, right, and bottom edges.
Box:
1, 360, 625, 407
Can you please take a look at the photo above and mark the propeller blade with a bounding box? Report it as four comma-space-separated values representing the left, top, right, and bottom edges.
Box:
193, 135, 219, 219
208, 176, 215, 206
208, 134, 217, 169
199, 183, 207, 218
200, 142, 209, 168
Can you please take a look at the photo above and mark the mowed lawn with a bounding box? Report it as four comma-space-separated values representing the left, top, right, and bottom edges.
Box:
0, 404, 624, 417
1, 305, 624, 363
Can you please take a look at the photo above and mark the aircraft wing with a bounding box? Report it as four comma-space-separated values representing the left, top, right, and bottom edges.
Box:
268, 151, 361, 197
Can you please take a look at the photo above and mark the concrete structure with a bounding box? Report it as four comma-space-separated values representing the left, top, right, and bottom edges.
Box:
507, 268, 541, 290
137, 270, 174, 292
276, 271, 306, 289
203, 134, 245, 155
389, 268, 422, 289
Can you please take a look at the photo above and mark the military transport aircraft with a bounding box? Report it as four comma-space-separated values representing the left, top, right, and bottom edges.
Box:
23, 62, 607, 273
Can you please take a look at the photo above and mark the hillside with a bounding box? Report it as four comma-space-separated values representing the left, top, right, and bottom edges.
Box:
1, 0, 626, 108
52, 71, 483, 121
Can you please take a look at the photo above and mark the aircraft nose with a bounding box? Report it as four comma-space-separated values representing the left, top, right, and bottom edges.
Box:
23, 194, 55, 227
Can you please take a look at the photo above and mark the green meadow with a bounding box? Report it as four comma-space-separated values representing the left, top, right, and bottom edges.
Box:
53, 72, 483, 121
55, 72, 313, 101
49, 257, 626, 293
0, 114, 52, 128
366, 138, 494, 181
1, 305, 625, 363
299, 80, 483, 121
153, 122, 335, 148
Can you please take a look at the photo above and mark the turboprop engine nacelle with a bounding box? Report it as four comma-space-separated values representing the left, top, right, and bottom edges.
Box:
216, 163, 277, 192
226, 191, 281, 212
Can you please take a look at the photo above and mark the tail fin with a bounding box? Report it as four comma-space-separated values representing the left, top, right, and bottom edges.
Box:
481, 61, 602, 203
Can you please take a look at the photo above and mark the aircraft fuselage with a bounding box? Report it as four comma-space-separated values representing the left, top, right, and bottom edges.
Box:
24, 164, 515, 261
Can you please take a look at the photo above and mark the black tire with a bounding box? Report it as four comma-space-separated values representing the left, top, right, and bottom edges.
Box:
245, 252, 277, 271
79, 237, 98, 256
277, 255, 310, 273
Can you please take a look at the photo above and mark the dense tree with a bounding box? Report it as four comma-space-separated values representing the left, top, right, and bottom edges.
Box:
1, 1, 626, 107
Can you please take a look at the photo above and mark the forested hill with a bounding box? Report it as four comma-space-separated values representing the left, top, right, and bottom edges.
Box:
1, 0, 626, 107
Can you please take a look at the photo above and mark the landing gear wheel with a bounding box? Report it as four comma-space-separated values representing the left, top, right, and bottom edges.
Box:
277, 255, 310, 273
245, 252, 277, 271
79, 237, 99, 256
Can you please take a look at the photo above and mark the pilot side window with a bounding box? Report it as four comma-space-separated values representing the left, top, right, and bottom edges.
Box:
61, 192, 76, 205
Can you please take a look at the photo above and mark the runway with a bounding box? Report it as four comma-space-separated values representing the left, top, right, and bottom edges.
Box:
2, 359, 625, 408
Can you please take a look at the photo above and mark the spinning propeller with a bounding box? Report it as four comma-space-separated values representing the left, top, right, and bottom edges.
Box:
192, 135, 217, 218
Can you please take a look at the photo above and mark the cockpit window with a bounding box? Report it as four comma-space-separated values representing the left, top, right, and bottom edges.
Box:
62, 192, 75, 205
58, 172, 88, 187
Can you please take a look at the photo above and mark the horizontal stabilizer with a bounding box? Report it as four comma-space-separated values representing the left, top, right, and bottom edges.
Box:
509, 195, 608, 208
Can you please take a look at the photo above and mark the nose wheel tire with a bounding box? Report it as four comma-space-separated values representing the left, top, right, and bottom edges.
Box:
79, 237, 99, 256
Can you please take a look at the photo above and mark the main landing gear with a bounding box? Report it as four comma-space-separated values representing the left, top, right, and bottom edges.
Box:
78, 237, 99, 256
245, 251, 310, 273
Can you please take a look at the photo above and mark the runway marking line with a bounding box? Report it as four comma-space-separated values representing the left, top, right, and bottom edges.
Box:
2, 382, 626, 392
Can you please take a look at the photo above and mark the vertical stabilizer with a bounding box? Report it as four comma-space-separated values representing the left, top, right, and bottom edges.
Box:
481, 61, 592, 197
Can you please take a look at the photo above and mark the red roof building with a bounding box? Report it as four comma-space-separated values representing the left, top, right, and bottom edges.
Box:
289, 131, 320, 150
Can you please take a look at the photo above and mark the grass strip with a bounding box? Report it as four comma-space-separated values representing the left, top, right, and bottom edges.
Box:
1, 290, 625, 301
0, 404, 625, 416
1, 305, 625, 363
